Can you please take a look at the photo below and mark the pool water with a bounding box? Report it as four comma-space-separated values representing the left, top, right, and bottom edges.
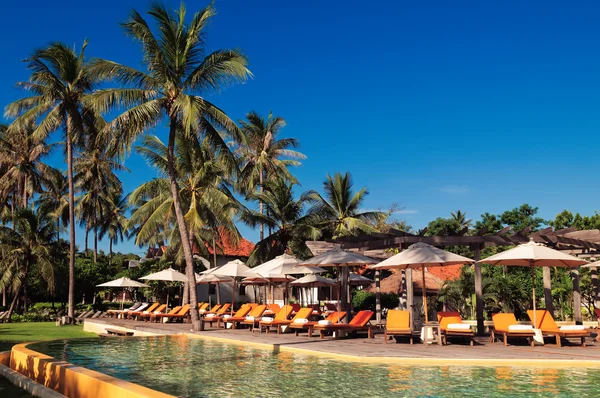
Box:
29, 337, 600, 397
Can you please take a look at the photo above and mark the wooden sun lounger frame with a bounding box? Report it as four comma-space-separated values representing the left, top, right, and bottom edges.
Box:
289, 311, 347, 337
437, 311, 475, 346
313, 310, 375, 340
490, 313, 535, 347
528, 310, 590, 347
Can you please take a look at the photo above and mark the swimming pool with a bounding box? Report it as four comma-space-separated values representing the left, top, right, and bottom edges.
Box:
28, 337, 600, 397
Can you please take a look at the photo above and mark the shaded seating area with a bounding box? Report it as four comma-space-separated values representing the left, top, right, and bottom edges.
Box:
256, 305, 294, 333
491, 313, 535, 346
290, 311, 347, 337
264, 307, 312, 334
528, 310, 590, 347
207, 305, 252, 328
226, 305, 267, 329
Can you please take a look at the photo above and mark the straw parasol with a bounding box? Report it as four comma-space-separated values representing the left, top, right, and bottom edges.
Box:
97, 277, 149, 310
210, 259, 260, 313
300, 247, 377, 322
195, 273, 233, 305
291, 274, 336, 305
370, 242, 475, 324
481, 239, 588, 325
348, 273, 374, 286
140, 267, 188, 311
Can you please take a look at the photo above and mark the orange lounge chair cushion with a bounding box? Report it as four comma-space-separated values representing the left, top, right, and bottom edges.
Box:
527, 310, 589, 336
386, 310, 410, 331
492, 313, 534, 334
271, 308, 313, 325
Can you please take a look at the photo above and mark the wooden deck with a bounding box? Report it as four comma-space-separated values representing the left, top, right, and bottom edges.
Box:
85, 318, 600, 365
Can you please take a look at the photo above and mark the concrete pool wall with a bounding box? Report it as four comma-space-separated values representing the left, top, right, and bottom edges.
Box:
6, 343, 173, 398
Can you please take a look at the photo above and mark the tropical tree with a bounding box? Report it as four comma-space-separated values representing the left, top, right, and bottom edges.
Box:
99, 192, 129, 265
238, 111, 306, 240
4, 41, 100, 321
0, 208, 56, 320
36, 169, 69, 236
307, 172, 385, 239
89, 2, 251, 329
243, 178, 320, 266
0, 120, 57, 208
450, 209, 472, 230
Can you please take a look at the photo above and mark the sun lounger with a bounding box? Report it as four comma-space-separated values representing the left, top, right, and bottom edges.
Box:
203, 304, 230, 323
437, 311, 475, 346
324, 303, 338, 314
527, 310, 590, 347
127, 302, 160, 320
159, 304, 191, 323
139, 304, 167, 321
264, 304, 280, 316
256, 305, 294, 334
198, 303, 210, 311
227, 305, 267, 329
290, 303, 301, 314
384, 310, 413, 344
266, 307, 313, 334
313, 310, 375, 340
107, 302, 142, 318
207, 305, 252, 328
200, 304, 221, 316
290, 311, 347, 337
491, 313, 535, 347
149, 306, 181, 322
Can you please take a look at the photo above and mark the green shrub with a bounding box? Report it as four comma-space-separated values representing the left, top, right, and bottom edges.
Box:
10, 312, 54, 322
352, 290, 399, 312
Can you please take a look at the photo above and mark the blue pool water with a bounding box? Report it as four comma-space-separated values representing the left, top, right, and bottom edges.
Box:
28, 337, 600, 397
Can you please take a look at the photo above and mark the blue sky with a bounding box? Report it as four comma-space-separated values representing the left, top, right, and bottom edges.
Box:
2, 0, 600, 256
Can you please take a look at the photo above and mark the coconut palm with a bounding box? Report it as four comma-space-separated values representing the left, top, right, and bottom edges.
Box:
4, 42, 100, 321
36, 168, 69, 239
307, 172, 385, 239
243, 178, 320, 266
128, 133, 242, 265
238, 111, 306, 240
0, 120, 57, 208
98, 192, 129, 264
89, 2, 251, 328
0, 208, 56, 321
451, 209, 472, 230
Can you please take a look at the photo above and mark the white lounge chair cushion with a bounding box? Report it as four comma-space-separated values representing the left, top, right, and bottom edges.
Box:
205, 313, 215, 318
293, 318, 309, 324
447, 323, 471, 330
508, 325, 533, 331
560, 325, 585, 331
223, 314, 231, 319
246, 316, 255, 321
154, 311, 162, 314
261, 317, 274, 322
318, 320, 333, 325
199, 309, 206, 313
143, 311, 150, 314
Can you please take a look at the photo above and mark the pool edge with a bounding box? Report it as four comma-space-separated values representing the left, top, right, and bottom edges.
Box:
8, 342, 175, 398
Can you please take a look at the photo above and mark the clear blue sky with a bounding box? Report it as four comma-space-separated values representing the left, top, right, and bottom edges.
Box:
2, 0, 600, 256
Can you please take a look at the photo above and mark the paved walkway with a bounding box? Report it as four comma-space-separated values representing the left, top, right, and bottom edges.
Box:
85, 318, 600, 365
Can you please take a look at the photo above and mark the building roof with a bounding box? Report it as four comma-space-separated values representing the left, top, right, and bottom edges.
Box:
364, 266, 461, 295
205, 227, 255, 258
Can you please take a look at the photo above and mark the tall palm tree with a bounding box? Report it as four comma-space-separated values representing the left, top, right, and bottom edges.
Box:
0, 208, 56, 321
74, 129, 126, 263
308, 172, 385, 239
0, 120, 57, 208
36, 168, 69, 241
242, 179, 320, 266
99, 192, 129, 264
4, 42, 99, 321
89, 2, 251, 329
238, 111, 306, 240
128, 133, 241, 265
451, 209, 472, 230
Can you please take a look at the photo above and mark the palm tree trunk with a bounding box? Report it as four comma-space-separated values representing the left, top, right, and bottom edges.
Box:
22, 175, 28, 208
66, 121, 76, 322
259, 171, 264, 241
109, 238, 113, 266
166, 118, 200, 330
85, 226, 89, 253
212, 227, 218, 268
93, 227, 98, 264
5, 286, 20, 323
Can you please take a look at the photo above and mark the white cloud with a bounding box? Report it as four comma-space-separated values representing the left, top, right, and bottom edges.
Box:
440, 185, 471, 195
394, 209, 418, 215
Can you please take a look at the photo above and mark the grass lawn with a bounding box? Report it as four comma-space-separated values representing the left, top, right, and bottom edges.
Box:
0, 322, 96, 351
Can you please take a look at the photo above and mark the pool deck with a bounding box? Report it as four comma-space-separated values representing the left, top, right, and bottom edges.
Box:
83, 318, 600, 367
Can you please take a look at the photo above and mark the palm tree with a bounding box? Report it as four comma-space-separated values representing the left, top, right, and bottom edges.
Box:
89, 2, 251, 329
0, 120, 57, 208
128, 133, 241, 265
243, 179, 320, 266
307, 172, 385, 238
5, 42, 100, 321
238, 111, 306, 240
451, 210, 472, 230
74, 129, 126, 263
0, 208, 56, 320
98, 192, 129, 264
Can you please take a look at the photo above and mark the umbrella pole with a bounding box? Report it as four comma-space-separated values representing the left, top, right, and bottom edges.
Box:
422, 266, 428, 324
337, 266, 341, 323
216, 282, 221, 305
121, 290, 125, 311
531, 262, 537, 327
232, 279, 236, 315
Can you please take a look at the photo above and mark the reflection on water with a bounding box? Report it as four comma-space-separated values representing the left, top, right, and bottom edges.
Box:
29, 337, 600, 398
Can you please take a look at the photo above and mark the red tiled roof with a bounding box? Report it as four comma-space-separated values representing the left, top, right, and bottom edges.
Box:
427, 265, 462, 281
365, 269, 445, 295
205, 227, 255, 257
